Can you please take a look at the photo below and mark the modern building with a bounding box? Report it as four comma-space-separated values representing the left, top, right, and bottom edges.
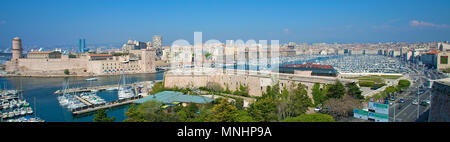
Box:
153, 35, 162, 57
122, 40, 149, 53
79, 38, 86, 53
279, 63, 338, 77
421, 51, 439, 68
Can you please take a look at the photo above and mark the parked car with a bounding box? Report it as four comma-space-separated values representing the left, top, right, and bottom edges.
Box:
314, 107, 321, 112
399, 99, 405, 103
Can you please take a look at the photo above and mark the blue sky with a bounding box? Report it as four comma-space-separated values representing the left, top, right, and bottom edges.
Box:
1, 0, 450, 50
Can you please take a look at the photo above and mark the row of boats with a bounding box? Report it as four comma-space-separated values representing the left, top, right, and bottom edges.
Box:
80, 92, 106, 105
57, 93, 87, 111
1, 90, 41, 121
57, 66, 137, 113
4, 116, 44, 122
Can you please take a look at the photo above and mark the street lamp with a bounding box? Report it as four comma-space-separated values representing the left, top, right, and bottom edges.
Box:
417, 87, 420, 119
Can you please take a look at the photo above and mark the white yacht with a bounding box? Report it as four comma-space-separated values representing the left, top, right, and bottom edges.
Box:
85, 78, 98, 81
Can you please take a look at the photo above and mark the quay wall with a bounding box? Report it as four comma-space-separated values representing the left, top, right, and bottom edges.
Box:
164, 68, 357, 98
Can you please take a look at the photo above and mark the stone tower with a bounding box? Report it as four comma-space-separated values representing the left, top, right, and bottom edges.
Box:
11, 37, 23, 61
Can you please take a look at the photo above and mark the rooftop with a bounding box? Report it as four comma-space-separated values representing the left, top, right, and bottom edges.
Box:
134, 91, 213, 104
88, 54, 112, 57
28, 51, 57, 54
280, 62, 334, 69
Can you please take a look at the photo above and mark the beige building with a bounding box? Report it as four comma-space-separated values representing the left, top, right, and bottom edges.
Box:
5, 37, 156, 76
27, 51, 62, 59
438, 42, 450, 52
437, 52, 450, 70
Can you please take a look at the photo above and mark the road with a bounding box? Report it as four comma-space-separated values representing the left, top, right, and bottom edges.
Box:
387, 61, 446, 122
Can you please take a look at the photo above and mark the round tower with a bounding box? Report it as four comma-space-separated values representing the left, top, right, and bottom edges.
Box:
11, 37, 23, 61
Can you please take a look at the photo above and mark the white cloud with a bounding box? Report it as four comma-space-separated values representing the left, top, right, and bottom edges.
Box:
410, 20, 449, 28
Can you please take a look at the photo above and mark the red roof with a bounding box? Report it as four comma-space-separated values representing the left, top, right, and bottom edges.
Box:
280, 62, 333, 69
427, 51, 440, 54
89, 54, 112, 57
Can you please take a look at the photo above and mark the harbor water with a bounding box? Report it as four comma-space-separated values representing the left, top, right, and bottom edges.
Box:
0, 72, 163, 122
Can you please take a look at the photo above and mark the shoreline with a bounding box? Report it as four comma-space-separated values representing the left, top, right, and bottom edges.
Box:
0, 70, 166, 78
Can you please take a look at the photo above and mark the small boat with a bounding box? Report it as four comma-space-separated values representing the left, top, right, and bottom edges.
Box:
20, 108, 27, 116
26, 107, 33, 115
14, 109, 20, 116
106, 87, 118, 91
85, 78, 98, 81
8, 112, 14, 118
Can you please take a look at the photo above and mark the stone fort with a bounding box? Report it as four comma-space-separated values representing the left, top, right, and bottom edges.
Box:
164, 68, 357, 101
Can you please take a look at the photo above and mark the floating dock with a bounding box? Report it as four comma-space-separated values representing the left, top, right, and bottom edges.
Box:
71, 96, 142, 115
74, 95, 92, 106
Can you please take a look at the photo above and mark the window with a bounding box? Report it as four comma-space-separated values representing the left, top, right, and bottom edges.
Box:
441, 56, 448, 64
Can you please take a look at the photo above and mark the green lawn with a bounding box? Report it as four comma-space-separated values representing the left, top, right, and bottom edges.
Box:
346, 75, 402, 88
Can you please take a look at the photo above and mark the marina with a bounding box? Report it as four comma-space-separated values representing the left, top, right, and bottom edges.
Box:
1, 89, 43, 122
54, 70, 158, 116
0, 72, 164, 122
55, 80, 156, 115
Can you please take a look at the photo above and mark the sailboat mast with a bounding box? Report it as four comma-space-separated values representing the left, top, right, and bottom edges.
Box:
34, 97, 36, 118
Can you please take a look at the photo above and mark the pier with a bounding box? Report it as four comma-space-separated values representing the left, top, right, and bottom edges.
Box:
74, 95, 92, 106
71, 96, 142, 115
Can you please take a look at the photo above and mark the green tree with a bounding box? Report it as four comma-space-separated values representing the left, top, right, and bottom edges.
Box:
282, 113, 335, 122
346, 82, 364, 100
262, 82, 280, 99
124, 104, 147, 122
236, 110, 256, 122
205, 52, 212, 60
247, 97, 278, 122
64, 69, 69, 75
233, 83, 249, 97
233, 98, 244, 110
208, 98, 239, 122
93, 109, 115, 122
125, 100, 180, 122
177, 103, 199, 122
384, 86, 399, 94
323, 95, 362, 120
327, 80, 346, 99
312, 83, 327, 106
224, 84, 232, 94
397, 79, 411, 90
151, 82, 165, 94
285, 83, 313, 118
